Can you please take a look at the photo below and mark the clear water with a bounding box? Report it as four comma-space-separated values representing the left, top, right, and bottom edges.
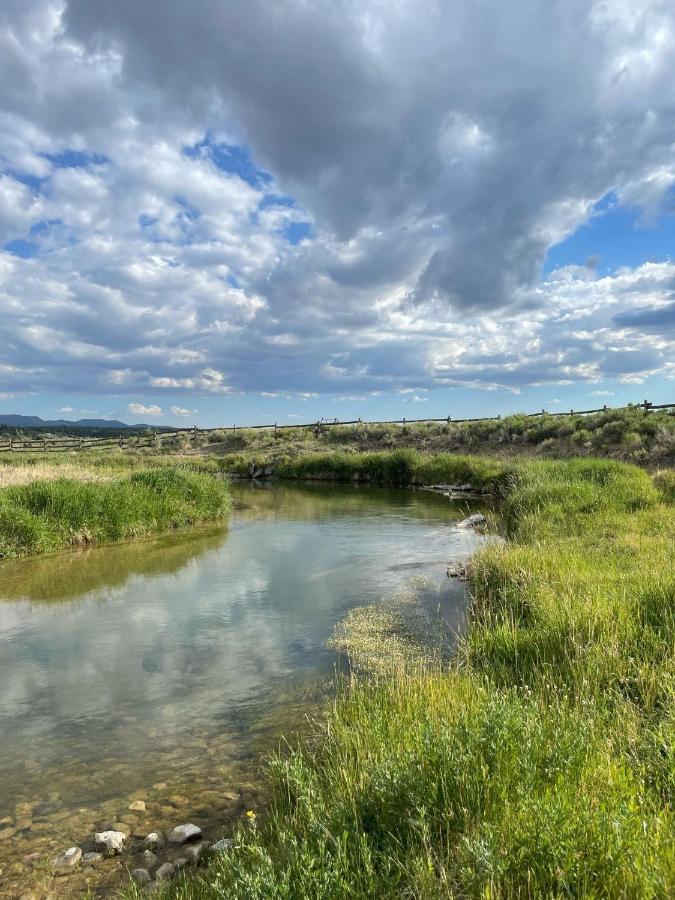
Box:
0, 482, 487, 894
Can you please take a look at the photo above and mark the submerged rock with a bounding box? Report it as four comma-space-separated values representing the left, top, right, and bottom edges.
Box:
128, 799, 146, 812
82, 851, 103, 865
184, 842, 205, 864
143, 849, 159, 866
456, 513, 486, 528
94, 830, 127, 853
155, 862, 175, 881
168, 823, 202, 844
52, 846, 82, 873
131, 868, 151, 885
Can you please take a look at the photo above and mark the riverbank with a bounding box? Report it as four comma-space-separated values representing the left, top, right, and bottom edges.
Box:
137, 455, 674, 897
0, 466, 231, 559
186, 405, 675, 467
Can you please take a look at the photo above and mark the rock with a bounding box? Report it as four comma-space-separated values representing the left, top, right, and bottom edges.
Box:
447, 564, 467, 579
22, 852, 41, 865
82, 852, 103, 865
94, 830, 127, 853
222, 791, 240, 802
0, 827, 16, 841
14, 817, 32, 832
184, 843, 205, 864
456, 513, 486, 528
168, 823, 202, 844
155, 862, 175, 881
0, 816, 12, 826
211, 838, 232, 853
51, 847, 82, 873
128, 800, 146, 812
144, 831, 165, 849
143, 849, 158, 866
174, 857, 188, 870
131, 868, 152, 885
15, 802, 33, 818
113, 821, 132, 835
247, 462, 256, 476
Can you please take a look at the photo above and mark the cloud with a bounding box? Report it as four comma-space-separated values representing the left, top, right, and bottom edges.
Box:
170, 405, 197, 417
1, 1, 675, 404
58, 406, 75, 412
128, 402, 162, 417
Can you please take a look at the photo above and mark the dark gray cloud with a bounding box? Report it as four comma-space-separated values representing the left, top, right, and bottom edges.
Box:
1, 1, 675, 402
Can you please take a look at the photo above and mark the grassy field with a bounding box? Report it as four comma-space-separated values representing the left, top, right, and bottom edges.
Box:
130, 455, 674, 898
185, 405, 675, 468
0, 463, 231, 559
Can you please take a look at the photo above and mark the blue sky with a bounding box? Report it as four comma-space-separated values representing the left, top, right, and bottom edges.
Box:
1, 0, 674, 427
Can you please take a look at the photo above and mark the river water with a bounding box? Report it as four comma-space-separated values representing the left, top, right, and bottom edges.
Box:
0, 482, 487, 897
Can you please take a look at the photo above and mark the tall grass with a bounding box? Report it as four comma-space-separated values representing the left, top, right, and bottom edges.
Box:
276, 448, 513, 491
0, 467, 230, 559
141, 455, 674, 899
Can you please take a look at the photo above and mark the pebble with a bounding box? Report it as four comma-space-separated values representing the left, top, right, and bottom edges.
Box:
51, 846, 82, 873
82, 852, 103, 865
0, 827, 17, 841
128, 800, 146, 812
143, 849, 158, 866
168, 823, 202, 844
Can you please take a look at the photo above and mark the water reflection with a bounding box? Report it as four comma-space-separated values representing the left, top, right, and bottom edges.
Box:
0, 482, 487, 896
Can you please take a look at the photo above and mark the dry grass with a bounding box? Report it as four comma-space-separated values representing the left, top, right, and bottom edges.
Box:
0, 462, 113, 487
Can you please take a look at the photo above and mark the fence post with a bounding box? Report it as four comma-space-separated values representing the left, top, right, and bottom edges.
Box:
643, 399, 652, 413
8, 436, 12, 452
43, 436, 47, 453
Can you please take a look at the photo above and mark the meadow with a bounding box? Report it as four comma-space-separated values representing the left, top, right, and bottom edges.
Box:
128, 455, 675, 898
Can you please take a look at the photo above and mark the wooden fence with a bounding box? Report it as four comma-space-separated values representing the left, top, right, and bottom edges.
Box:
1, 399, 674, 453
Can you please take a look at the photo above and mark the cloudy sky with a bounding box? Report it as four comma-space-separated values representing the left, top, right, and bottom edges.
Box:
1, 0, 674, 426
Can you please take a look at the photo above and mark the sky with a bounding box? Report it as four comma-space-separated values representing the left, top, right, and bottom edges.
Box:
1, 0, 674, 427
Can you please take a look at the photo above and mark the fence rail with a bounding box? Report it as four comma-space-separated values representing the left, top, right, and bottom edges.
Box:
1, 399, 674, 453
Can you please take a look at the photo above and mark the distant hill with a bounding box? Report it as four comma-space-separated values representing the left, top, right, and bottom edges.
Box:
0, 414, 151, 430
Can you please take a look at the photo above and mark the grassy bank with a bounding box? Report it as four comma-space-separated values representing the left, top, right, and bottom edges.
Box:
141, 455, 674, 898
0, 467, 230, 559
188, 405, 675, 467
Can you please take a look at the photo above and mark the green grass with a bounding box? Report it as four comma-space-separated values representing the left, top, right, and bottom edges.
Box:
135, 455, 674, 899
0, 467, 231, 559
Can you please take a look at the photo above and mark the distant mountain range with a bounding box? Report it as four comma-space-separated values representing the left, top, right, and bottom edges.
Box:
0, 414, 150, 430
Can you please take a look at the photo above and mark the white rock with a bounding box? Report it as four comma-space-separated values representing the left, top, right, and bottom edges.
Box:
144, 831, 165, 849
168, 823, 202, 844
52, 846, 82, 872
128, 800, 146, 812
94, 830, 127, 853
456, 513, 486, 528
211, 838, 232, 852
